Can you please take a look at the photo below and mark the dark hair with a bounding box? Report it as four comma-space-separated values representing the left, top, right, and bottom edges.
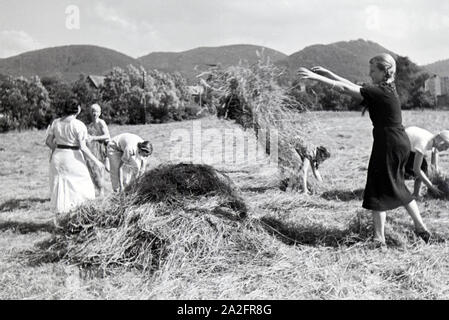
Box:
137, 141, 153, 156
62, 97, 80, 116
312, 146, 330, 169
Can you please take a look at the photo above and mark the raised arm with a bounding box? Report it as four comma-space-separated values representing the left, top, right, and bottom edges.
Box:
310, 66, 356, 86
297, 68, 363, 99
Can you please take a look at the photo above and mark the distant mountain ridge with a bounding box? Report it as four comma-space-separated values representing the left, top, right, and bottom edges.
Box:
0, 45, 140, 82
276, 39, 397, 82
138, 44, 288, 82
0, 40, 445, 84
424, 59, 449, 77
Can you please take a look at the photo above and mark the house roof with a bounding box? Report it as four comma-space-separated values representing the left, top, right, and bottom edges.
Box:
87, 75, 105, 88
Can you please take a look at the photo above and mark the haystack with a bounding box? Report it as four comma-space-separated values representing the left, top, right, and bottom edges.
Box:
200, 55, 327, 189
26, 163, 273, 274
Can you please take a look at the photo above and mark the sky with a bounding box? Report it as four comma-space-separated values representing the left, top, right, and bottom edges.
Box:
0, 0, 448, 65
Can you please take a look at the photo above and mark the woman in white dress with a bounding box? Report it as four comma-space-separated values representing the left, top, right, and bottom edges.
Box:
45, 98, 105, 214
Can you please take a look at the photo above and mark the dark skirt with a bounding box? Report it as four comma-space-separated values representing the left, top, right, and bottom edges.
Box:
362, 127, 414, 211
404, 152, 428, 180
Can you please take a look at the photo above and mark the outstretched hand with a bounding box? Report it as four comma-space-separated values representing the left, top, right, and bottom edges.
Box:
296, 67, 316, 80
430, 185, 443, 197
310, 66, 331, 77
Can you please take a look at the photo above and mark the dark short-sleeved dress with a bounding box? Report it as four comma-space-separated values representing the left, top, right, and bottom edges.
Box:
360, 83, 414, 211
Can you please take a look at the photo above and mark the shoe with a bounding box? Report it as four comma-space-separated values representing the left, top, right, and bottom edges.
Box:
415, 229, 432, 243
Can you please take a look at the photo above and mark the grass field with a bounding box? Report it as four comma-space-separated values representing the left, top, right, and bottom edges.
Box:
1, 110, 449, 299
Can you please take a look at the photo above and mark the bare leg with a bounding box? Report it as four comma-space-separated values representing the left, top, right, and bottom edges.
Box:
105, 157, 110, 172
302, 160, 310, 194
372, 211, 386, 243
108, 151, 122, 192
413, 178, 422, 198
404, 200, 428, 232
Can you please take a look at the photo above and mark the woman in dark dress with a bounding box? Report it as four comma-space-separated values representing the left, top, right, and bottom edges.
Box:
297, 53, 431, 246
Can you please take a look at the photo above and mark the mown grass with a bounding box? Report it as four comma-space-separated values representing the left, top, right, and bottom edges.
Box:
1, 111, 449, 299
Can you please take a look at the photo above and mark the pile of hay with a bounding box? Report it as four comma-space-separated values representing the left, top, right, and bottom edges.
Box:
26, 163, 275, 274
200, 54, 326, 189
427, 171, 449, 200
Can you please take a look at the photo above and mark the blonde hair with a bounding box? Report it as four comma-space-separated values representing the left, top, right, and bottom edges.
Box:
438, 130, 449, 144
369, 53, 397, 83
90, 103, 101, 113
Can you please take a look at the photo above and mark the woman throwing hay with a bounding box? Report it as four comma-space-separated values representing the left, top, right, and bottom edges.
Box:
298, 53, 431, 246
107, 133, 153, 192
404, 126, 449, 198
45, 98, 105, 215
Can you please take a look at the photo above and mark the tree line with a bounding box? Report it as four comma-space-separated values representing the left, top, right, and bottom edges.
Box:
0, 56, 436, 133
0, 65, 203, 132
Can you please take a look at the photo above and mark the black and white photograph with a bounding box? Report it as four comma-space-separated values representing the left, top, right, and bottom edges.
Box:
1, 0, 449, 302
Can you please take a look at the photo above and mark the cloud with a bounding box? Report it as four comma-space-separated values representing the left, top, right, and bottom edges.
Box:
1, 0, 449, 64
93, 2, 156, 34
94, 3, 138, 31
0, 30, 42, 58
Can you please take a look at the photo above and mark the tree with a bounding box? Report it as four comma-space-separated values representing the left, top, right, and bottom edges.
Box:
395, 56, 431, 109
25, 76, 51, 129
72, 74, 100, 123
42, 76, 72, 120
0, 76, 50, 131
101, 67, 132, 124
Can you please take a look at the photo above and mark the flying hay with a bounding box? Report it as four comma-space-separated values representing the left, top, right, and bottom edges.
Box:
199, 55, 328, 189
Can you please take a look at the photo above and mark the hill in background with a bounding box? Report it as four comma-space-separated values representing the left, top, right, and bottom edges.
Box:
277, 39, 397, 82
0, 40, 443, 84
0, 45, 140, 82
138, 44, 287, 83
424, 59, 449, 77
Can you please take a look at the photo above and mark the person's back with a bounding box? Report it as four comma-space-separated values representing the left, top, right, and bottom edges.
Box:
362, 83, 402, 128
107, 133, 146, 192
110, 133, 143, 152
51, 118, 87, 146
405, 126, 435, 154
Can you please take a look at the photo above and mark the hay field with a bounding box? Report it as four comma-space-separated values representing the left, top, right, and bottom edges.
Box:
1, 111, 449, 299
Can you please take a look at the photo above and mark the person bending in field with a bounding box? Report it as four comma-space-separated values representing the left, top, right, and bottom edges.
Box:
107, 133, 153, 192
282, 142, 330, 194
86, 103, 110, 197
404, 126, 449, 198
298, 53, 432, 246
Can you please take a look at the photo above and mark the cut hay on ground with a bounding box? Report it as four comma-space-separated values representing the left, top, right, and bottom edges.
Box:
25, 163, 275, 274
200, 55, 325, 189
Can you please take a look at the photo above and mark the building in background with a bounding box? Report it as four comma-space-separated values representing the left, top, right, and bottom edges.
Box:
424, 74, 449, 107
87, 75, 105, 89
